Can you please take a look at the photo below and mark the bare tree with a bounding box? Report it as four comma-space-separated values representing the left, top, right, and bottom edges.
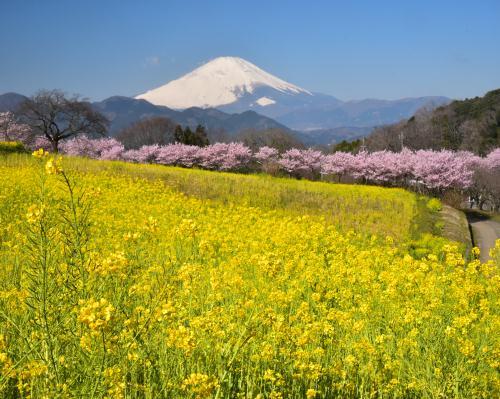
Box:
236, 128, 305, 152
470, 166, 500, 211
364, 89, 500, 154
459, 120, 482, 154
116, 117, 177, 149
18, 90, 108, 152
366, 122, 403, 151
207, 127, 230, 143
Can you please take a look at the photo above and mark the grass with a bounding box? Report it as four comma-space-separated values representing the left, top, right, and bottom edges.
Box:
440, 205, 473, 257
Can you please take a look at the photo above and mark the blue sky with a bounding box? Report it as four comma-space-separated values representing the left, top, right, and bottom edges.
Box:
1, 0, 499, 101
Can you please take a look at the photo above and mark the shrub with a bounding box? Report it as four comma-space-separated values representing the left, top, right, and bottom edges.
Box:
426, 197, 442, 212
0, 141, 27, 154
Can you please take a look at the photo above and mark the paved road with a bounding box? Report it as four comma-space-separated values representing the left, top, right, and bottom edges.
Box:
468, 218, 500, 262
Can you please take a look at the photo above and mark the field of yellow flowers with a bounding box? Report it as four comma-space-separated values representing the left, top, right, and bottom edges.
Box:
0, 152, 498, 398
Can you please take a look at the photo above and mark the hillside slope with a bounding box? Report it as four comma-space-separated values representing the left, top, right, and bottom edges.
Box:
94, 96, 290, 135
367, 88, 500, 154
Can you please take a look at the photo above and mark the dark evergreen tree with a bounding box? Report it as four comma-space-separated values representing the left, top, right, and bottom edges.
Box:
174, 124, 210, 147
174, 125, 185, 143
193, 124, 209, 147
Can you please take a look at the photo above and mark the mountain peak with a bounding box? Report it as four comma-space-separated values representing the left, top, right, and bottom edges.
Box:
136, 56, 311, 109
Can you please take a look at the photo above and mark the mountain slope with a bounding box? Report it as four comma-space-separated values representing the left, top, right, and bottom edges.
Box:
136, 56, 450, 130
92, 96, 290, 135
366, 88, 500, 154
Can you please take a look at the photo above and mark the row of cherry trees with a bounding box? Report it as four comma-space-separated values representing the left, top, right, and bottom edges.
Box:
52, 135, 499, 196
2, 110, 498, 206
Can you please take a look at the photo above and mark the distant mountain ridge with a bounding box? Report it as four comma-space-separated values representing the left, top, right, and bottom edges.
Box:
136, 56, 451, 130
92, 96, 290, 135
278, 96, 451, 130
294, 127, 372, 146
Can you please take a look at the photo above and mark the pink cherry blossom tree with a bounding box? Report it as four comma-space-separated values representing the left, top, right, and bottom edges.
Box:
199, 143, 252, 171
155, 143, 201, 167
0, 111, 32, 144
278, 148, 324, 179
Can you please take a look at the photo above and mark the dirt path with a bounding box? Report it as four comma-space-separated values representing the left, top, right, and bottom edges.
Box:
468, 216, 500, 262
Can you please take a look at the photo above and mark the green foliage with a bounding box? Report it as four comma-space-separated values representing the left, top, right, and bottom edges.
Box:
434, 220, 445, 233
174, 124, 209, 147
427, 198, 443, 213
452, 88, 500, 119
331, 139, 361, 153
0, 141, 27, 154
407, 232, 450, 259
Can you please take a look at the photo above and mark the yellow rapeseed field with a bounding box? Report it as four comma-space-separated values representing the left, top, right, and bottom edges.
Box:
0, 152, 498, 398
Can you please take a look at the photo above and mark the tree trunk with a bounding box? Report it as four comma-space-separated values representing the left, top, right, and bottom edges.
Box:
51, 139, 59, 153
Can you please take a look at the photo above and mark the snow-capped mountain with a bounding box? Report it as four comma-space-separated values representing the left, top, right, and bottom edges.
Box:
136, 56, 450, 130
136, 56, 313, 109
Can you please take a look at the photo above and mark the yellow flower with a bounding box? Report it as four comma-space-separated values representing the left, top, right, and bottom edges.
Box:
94, 252, 128, 277
103, 366, 125, 399
181, 373, 218, 398
26, 204, 45, 224
459, 339, 475, 357
144, 216, 159, 233
45, 157, 63, 175
0, 353, 8, 363
78, 298, 115, 334
165, 325, 196, 354
306, 388, 318, 398
1, 146, 499, 398
32, 148, 49, 158
344, 354, 357, 366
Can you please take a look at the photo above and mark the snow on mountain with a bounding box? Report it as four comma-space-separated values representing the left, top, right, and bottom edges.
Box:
136, 56, 311, 109
256, 97, 276, 106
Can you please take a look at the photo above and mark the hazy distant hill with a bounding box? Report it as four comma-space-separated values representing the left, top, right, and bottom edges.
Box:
295, 127, 372, 146
1, 57, 452, 146
0, 92, 28, 112
277, 96, 451, 130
